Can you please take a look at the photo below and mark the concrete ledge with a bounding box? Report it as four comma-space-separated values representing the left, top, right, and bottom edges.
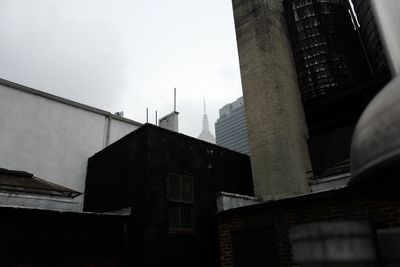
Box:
216, 192, 260, 212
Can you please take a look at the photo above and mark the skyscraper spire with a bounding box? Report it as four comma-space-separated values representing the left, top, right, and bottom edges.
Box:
197, 97, 215, 144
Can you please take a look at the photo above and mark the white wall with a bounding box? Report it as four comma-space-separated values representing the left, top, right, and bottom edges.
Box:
0, 81, 141, 210
109, 118, 140, 144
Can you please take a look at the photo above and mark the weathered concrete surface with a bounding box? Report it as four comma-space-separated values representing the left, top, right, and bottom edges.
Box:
216, 192, 260, 212
232, 0, 311, 198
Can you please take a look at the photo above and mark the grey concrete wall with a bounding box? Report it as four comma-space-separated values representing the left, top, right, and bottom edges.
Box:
0, 81, 141, 210
232, 0, 311, 199
216, 192, 260, 212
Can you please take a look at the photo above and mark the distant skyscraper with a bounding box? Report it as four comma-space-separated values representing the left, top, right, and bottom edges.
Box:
197, 99, 215, 144
215, 97, 249, 155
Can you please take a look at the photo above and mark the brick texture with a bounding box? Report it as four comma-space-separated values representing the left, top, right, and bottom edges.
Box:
217, 188, 400, 267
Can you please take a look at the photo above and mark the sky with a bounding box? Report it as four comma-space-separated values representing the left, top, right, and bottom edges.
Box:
0, 0, 243, 138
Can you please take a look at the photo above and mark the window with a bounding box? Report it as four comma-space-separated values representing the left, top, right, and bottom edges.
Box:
167, 172, 194, 233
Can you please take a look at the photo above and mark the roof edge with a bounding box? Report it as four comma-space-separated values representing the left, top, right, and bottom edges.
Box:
0, 78, 142, 127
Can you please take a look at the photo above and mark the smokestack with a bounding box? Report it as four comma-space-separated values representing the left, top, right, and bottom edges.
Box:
232, 0, 311, 199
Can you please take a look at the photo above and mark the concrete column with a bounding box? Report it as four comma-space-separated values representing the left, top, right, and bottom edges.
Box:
232, 0, 311, 199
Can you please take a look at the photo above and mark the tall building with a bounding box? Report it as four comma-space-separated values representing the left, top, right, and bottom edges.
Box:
215, 97, 249, 155
197, 99, 215, 144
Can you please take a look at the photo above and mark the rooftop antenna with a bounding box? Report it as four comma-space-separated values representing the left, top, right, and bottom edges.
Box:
155, 110, 158, 126
174, 87, 177, 112
146, 108, 149, 123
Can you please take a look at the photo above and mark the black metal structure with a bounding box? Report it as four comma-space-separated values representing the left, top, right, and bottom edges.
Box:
84, 124, 254, 267
351, 0, 389, 75
283, 0, 369, 104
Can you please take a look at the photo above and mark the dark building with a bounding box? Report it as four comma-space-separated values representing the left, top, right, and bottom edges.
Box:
84, 124, 254, 267
215, 97, 250, 155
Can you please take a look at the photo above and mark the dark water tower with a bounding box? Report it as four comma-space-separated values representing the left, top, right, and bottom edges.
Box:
351, 0, 389, 75
283, 0, 369, 104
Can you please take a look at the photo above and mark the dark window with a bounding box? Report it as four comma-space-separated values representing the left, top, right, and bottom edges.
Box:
167, 173, 194, 232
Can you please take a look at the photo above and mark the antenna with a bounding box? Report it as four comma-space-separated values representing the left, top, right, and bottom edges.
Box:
146, 108, 149, 123
174, 87, 176, 112
155, 110, 158, 126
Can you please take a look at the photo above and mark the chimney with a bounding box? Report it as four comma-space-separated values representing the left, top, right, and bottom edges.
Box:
232, 0, 311, 199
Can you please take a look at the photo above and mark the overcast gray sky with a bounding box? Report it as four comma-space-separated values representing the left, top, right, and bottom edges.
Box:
0, 0, 243, 138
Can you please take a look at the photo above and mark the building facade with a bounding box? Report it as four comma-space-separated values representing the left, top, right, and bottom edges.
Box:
84, 124, 254, 267
0, 78, 141, 210
215, 97, 249, 155
218, 187, 400, 267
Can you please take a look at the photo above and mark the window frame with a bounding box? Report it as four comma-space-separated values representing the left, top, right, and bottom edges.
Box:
166, 172, 195, 234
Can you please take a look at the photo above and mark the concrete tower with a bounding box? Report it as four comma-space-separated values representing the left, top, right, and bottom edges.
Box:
232, 0, 311, 199
197, 99, 215, 144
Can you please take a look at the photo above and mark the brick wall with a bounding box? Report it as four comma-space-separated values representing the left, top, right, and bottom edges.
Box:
218, 187, 400, 267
